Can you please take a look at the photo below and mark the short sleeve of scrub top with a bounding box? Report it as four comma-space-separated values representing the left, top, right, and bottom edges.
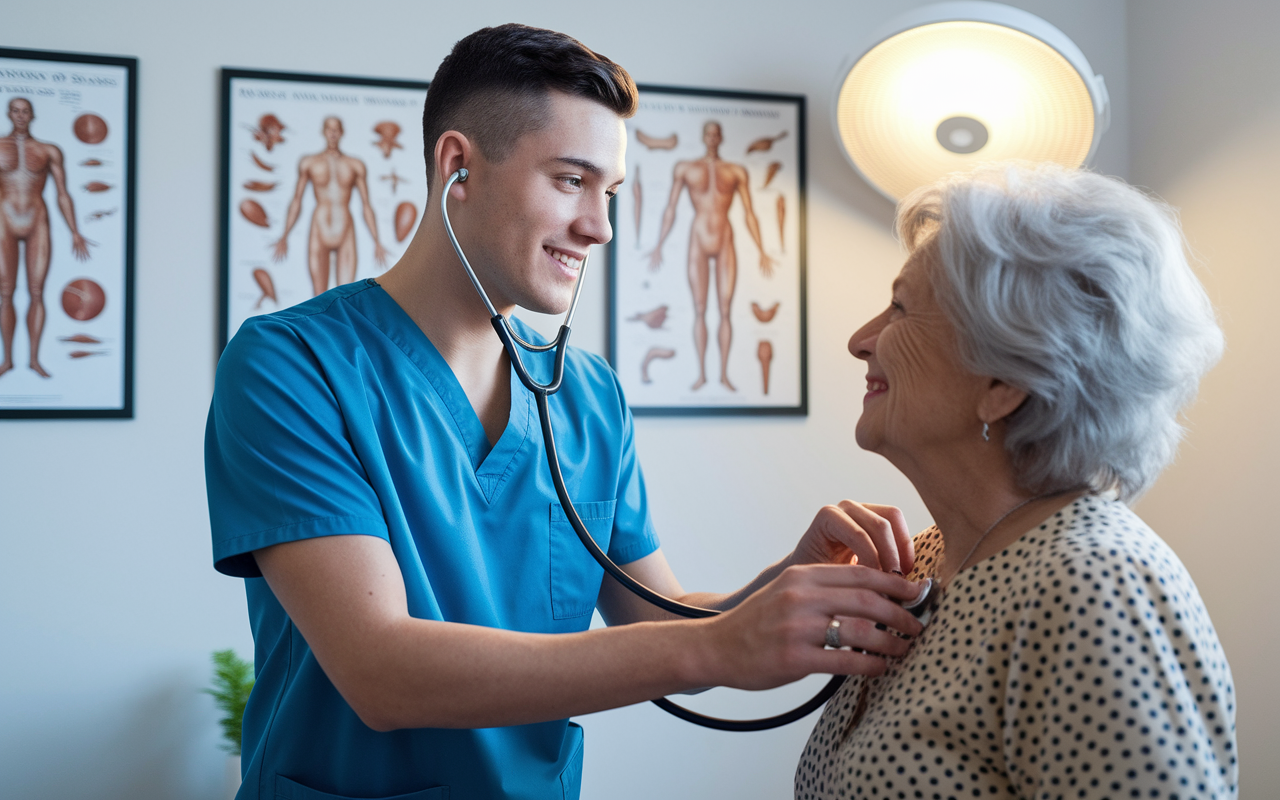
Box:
205, 280, 661, 800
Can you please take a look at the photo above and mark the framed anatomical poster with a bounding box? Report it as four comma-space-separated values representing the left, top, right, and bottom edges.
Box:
0, 48, 137, 419
219, 68, 429, 349
609, 85, 806, 416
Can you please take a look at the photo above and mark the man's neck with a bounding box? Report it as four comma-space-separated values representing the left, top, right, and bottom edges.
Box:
376, 218, 514, 444
382, 226, 505, 351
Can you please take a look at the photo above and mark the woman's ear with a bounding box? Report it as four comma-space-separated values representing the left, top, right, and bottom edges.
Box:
434, 131, 473, 199
978, 379, 1028, 425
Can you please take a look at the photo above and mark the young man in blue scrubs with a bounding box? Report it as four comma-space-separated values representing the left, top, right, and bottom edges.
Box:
207, 24, 925, 800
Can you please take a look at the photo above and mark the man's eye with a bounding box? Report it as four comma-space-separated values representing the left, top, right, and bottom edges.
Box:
562, 176, 583, 188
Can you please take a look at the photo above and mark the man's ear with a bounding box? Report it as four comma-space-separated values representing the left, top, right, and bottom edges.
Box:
434, 131, 473, 200
978, 378, 1028, 425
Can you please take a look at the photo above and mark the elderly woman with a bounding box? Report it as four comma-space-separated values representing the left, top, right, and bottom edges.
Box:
795, 164, 1237, 799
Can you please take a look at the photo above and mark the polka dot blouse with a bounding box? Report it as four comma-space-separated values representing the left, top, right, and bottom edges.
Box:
795, 496, 1237, 800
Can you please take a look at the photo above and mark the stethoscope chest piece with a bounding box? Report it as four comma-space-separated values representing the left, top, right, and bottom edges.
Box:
901, 577, 942, 628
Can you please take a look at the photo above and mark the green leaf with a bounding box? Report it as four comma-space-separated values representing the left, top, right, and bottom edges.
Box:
203, 648, 255, 756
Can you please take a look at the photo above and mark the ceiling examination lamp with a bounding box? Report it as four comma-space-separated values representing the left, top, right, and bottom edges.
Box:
833, 1, 1110, 201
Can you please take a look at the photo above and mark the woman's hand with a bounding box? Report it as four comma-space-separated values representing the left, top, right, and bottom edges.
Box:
788, 501, 915, 576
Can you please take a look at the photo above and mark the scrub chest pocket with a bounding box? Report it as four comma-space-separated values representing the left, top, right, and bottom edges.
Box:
548, 499, 616, 619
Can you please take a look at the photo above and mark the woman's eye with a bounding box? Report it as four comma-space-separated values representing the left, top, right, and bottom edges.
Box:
562, 176, 583, 188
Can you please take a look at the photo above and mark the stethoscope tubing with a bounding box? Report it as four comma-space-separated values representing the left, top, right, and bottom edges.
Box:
441, 169, 846, 731
534, 387, 846, 731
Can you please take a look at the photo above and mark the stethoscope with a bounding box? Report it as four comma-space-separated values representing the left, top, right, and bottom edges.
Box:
440, 167, 850, 731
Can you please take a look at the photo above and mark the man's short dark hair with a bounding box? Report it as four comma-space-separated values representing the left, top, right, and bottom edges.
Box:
422, 24, 638, 190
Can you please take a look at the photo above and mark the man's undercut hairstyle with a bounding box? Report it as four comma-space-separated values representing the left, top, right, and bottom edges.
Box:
422, 23, 637, 189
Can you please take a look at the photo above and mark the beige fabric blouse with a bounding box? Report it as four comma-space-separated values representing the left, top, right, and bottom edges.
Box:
795, 496, 1237, 800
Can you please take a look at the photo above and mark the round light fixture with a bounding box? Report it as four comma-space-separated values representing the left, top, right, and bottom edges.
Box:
834, 1, 1110, 201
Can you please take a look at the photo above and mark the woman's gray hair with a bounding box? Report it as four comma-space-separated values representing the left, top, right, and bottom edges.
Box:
897, 163, 1223, 501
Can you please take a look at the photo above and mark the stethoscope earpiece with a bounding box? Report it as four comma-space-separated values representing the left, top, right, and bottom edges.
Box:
453, 167, 468, 182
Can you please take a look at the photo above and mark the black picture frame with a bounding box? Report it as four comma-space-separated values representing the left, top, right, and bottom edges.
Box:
218, 68, 430, 352
0, 47, 137, 419
608, 85, 807, 416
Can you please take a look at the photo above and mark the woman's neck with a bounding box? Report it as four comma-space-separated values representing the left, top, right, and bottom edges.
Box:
884, 440, 1081, 584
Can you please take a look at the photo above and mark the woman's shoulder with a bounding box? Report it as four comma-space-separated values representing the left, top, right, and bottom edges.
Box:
996, 496, 1238, 796
1014, 495, 1186, 581
1001, 495, 1211, 614
1002, 494, 1228, 680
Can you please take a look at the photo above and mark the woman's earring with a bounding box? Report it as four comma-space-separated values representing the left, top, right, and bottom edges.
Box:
981, 422, 990, 442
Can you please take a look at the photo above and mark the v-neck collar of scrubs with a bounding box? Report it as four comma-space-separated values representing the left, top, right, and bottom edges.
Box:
355, 279, 534, 504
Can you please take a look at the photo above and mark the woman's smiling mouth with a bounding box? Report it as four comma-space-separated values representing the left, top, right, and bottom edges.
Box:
865, 376, 888, 402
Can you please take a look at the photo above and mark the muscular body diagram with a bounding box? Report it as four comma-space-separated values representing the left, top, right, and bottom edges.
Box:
272, 116, 387, 296
647, 121, 775, 392
0, 98, 93, 379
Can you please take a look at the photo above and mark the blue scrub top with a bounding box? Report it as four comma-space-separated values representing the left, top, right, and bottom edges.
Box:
206, 279, 660, 800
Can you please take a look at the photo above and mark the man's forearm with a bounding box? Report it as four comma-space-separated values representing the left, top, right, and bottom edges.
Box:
347, 616, 714, 731
258, 536, 720, 732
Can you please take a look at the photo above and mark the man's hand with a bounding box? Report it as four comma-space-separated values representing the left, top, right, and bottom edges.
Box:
271, 237, 288, 262
645, 246, 663, 271
699, 564, 926, 691
600, 502, 914, 629
788, 501, 914, 576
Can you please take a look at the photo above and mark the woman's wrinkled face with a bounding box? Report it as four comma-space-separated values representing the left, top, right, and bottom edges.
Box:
848, 244, 988, 461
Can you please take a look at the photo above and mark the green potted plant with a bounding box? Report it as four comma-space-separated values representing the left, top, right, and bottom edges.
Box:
205, 649, 254, 799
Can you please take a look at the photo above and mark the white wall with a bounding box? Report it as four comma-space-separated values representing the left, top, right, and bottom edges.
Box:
1, 2, 1129, 798
1127, 2, 1280, 796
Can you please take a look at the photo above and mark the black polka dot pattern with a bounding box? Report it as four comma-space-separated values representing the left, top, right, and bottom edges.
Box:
795, 496, 1237, 800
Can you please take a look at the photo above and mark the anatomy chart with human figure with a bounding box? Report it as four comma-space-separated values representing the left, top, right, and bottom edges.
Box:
646, 120, 775, 393
610, 86, 806, 415
271, 116, 388, 296
220, 69, 428, 348
0, 48, 136, 418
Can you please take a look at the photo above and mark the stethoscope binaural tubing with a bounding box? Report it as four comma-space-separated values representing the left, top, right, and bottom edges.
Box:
440, 168, 846, 731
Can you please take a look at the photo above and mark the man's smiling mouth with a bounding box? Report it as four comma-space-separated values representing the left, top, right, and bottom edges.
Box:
545, 247, 582, 270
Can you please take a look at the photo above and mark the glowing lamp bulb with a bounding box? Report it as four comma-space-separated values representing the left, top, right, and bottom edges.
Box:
835, 2, 1109, 201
